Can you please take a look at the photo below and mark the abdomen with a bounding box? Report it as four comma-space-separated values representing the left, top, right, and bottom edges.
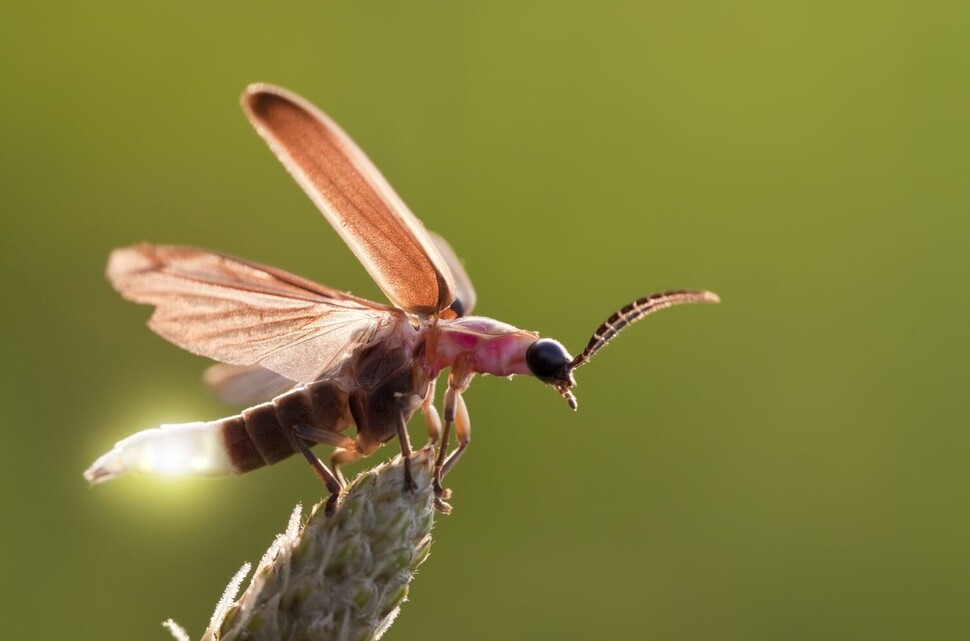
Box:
222, 379, 352, 472
84, 379, 352, 484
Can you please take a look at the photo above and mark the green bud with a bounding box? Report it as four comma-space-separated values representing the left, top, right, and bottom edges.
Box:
167, 450, 436, 641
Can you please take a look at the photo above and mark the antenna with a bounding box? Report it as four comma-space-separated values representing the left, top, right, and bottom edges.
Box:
569, 290, 720, 370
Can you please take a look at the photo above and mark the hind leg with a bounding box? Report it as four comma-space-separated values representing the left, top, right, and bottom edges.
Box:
290, 429, 344, 515
291, 426, 358, 515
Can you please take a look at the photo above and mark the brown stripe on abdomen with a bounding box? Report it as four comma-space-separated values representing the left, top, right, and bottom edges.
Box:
218, 380, 351, 473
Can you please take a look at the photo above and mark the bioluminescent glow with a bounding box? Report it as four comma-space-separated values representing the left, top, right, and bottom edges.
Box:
85, 422, 232, 484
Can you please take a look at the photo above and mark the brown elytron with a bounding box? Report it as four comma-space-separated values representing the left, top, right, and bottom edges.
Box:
85, 84, 720, 513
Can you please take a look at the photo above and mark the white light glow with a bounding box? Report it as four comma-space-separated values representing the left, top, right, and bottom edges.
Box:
137, 439, 194, 476
85, 420, 233, 484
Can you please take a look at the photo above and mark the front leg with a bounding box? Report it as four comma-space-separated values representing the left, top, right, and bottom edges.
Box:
434, 366, 474, 509
441, 392, 471, 478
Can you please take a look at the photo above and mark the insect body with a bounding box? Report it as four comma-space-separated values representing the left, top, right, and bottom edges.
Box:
85, 84, 719, 513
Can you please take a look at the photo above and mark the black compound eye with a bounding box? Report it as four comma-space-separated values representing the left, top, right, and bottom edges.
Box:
526, 339, 572, 383
449, 297, 466, 318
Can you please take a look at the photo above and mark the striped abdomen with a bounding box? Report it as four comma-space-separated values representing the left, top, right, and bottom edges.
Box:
219, 379, 352, 473
83, 378, 354, 485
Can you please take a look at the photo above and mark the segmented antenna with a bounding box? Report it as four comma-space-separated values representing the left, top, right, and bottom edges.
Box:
569, 290, 720, 370
555, 383, 578, 411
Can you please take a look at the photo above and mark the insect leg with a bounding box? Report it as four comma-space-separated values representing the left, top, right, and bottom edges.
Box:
434, 367, 474, 508
293, 424, 355, 450
421, 380, 442, 448
433, 388, 454, 496
292, 425, 357, 487
397, 411, 418, 492
432, 401, 453, 512
291, 428, 343, 515
330, 448, 362, 486
440, 393, 470, 479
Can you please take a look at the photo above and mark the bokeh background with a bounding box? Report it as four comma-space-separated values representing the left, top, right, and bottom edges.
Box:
2, 1, 968, 639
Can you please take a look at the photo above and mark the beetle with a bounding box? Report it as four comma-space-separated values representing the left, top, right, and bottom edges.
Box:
84, 84, 719, 513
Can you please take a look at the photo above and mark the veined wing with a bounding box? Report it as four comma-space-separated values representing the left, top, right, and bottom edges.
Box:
107, 244, 400, 384
242, 84, 455, 317
430, 231, 476, 318
204, 363, 298, 407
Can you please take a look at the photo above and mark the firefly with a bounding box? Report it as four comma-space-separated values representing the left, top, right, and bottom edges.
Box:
85, 84, 719, 513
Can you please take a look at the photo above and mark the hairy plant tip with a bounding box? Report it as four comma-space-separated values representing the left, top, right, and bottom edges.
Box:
166, 450, 436, 641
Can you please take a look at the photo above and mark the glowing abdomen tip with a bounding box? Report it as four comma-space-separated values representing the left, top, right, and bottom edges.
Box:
84, 421, 234, 484
84, 447, 128, 485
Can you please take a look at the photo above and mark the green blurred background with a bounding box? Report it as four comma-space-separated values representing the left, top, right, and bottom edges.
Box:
2, 1, 968, 639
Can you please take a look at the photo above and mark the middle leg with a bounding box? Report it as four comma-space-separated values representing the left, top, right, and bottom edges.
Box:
421, 379, 442, 451
396, 411, 418, 491
330, 446, 362, 486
